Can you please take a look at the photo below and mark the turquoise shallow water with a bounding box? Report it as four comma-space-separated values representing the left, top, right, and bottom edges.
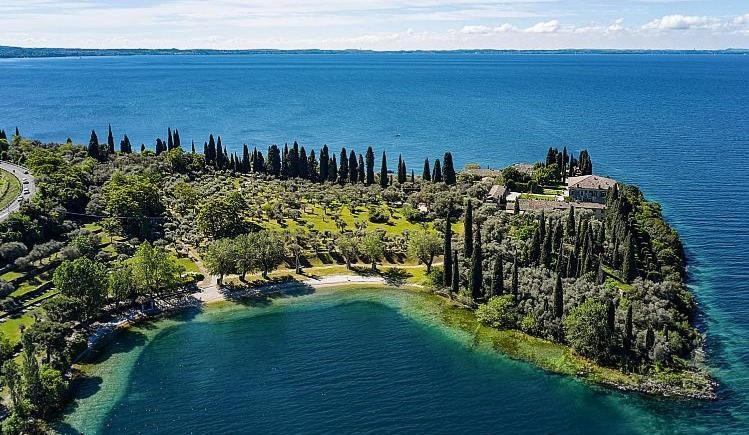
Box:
1, 53, 747, 432
60, 289, 694, 434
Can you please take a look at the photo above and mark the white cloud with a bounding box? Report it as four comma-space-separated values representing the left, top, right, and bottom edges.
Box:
524, 20, 560, 33
642, 15, 720, 31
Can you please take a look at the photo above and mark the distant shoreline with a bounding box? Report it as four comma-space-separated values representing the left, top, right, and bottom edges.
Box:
1, 45, 747, 59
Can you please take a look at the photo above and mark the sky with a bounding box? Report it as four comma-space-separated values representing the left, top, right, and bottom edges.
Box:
1, 1, 748, 50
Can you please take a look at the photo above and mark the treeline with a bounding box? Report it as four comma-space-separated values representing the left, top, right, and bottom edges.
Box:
544, 146, 593, 181
85, 127, 459, 186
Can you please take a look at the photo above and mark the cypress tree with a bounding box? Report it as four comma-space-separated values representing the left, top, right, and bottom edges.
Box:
308, 150, 318, 181
167, 127, 174, 151
511, 255, 519, 297
357, 154, 365, 183
320, 145, 329, 182
328, 154, 338, 183
566, 206, 576, 240
397, 155, 407, 184
155, 138, 165, 156
624, 304, 633, 350
120, 135, 131, 154
443, 203, 453, 288
207, 134, 217, 165
423, 159, 431, 181
553, 274, 563, 318
299, 147, 309, 179
365, 146, 375, 185
107, 124, 115, 154
451, 250, 460, 296
267, 145, 281, 176
379, 151, 388, 188
432, 159, 442, 182
539, 211, 546, 241
606, 299, 616, 333
529, 227, 541, 265
191, 141, 196, 154
242, 144, 251, 174
339, 148, 348, 184
540, 233, 552, 269
622, 233, 637, 283
611, 235, 620, 269
556, 240, 565, 277
596, 255, 606, 284
87, 130, 100, 160
470, 227, 483, 302
281, 143, 290, 177
645, 328, 655, 356
348, 150, 358, 183
0, 130, 6, 140
140, 143, 146, 153
443, 152, 456, 185
464, 199, 473, 257
514, 199, 520, 215
490, 255, 504, 297
411, 170, 414, 183
174, 129, 181, 149
290, 142, 300, 177
14, 127, 19, 137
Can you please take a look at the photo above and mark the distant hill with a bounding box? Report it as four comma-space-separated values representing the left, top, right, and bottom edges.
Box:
0, 45, 747, 59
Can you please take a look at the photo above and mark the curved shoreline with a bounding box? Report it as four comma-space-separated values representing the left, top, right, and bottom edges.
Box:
80, 274, 716, 402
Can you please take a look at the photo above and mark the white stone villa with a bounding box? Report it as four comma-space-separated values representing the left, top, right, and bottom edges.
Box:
566, 175, 617, 204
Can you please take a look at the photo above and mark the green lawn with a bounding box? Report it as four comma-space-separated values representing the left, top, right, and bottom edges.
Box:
0, 313, 35, 344
0, 169, 21, 211
173, 255, 201, 273
0, 271, 25, 282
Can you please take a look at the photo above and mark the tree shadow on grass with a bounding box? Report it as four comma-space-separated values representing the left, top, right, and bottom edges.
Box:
382, 267, 412, 287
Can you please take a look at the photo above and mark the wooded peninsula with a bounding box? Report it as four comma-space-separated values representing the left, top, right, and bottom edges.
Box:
0, 127, 713, 433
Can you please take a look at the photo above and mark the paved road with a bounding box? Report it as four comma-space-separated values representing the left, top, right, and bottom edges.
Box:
0, 161, 36, 222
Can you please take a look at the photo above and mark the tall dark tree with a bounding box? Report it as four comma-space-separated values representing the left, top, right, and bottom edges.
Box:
379, 151, 389, 188
348, 150, 358, 183
338, 148, 348, 184
191, 140, 196, 154
553, 274, 564, 318
470, 227, 483, 302
566, 205, 576, 240
624, 304, 633, 350
443, 152, 456, 185
397, 155, 407, 184
529, 227, 541, 265
422, 159, 431, 181
155, 138, 165, 156
432, 159, 443, 182
357, 154, 365, 183
119, 135, 132, 154
511, 255, 519, 297
299, 146, 309, 179
207, 134, 217, 165
87, 130, 100, 160
173, 129, 181, 149
167, 127, 174, 151
490, 255, 504, 297
365, 146, 375, 185
464, 199, 473, 257
141, 143, 146, 153
107, 124, 115, 154
622, 233, 637, 283
596, 255, 606, 284
443, 203, 453, 288
328, 154, 338, 183
540, 233, 552, 269
308, 150, 318, 181
320, 145, 329, 182
606, 298, 616, 333
451, 250, 459, 296
514, 199, 520, 215
242, 144, 251, 173
267, 145, 281, 176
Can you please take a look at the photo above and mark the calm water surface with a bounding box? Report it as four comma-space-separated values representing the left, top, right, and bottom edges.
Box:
0, 54, 747, 433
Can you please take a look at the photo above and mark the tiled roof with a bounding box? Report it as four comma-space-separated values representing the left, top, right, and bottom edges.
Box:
567, 175, 616, 190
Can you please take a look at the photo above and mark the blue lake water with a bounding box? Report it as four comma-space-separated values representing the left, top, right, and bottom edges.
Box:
1, 53, 747, 432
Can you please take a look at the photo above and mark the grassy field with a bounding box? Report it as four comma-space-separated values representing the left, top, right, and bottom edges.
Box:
0, 169, 21, 211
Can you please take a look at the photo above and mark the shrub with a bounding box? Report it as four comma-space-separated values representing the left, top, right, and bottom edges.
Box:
426, 266, 444, 288
564, 299, 611, 363
476, 295, 518, 329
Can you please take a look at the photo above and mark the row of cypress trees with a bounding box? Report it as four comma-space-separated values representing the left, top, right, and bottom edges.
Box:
86, 127, 459, 186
